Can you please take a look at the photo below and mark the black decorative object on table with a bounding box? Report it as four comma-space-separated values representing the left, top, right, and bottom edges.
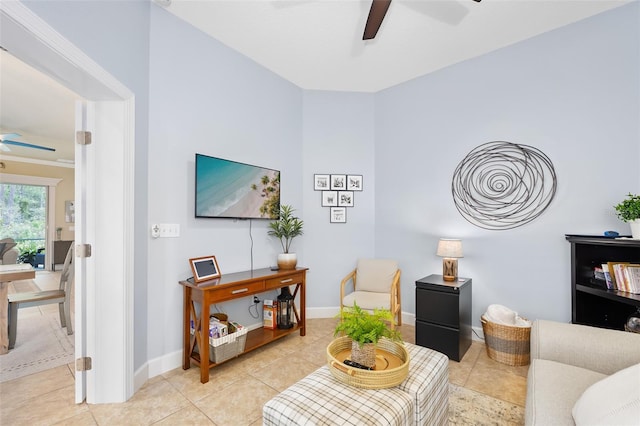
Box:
451, 141, 557, 230
277, 286, 294, 329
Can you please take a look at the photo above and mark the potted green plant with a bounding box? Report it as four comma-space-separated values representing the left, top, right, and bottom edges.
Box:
614, 193, 640, 238
268, 204, 303, 269
334, 302, 402, 369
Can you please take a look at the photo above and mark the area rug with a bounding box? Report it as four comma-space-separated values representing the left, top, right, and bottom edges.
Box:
0, 281, 74, 383
449, 383, 525, 425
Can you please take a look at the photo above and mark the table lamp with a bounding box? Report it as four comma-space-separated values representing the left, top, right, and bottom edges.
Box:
436, 238, 463, 282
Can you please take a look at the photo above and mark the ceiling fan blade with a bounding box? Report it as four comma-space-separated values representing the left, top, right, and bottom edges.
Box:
1, 139, 56, 152
0, 133, 21, 141
363, 0, 392, 40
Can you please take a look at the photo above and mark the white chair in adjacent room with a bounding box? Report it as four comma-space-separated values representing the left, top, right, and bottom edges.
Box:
7, 244, 74, 349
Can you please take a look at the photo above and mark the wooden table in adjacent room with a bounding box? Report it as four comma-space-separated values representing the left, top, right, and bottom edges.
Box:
179, 267, 307, 384
0, 264, 36, 354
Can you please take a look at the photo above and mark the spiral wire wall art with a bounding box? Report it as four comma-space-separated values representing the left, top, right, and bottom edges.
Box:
452, 141, 557, 230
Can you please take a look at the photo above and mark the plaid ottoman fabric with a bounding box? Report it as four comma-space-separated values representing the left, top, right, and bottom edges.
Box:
397, 342, 449, 426
263, 365, 414, 426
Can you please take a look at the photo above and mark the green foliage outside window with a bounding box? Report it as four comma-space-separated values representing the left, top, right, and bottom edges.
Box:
0, 183, 46, 258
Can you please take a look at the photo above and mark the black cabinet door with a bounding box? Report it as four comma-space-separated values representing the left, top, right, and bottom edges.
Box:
416, 320, 462, 361
416, 288, 460, 328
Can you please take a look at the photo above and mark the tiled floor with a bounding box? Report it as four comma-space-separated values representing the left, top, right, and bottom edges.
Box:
0, 316, 527, 425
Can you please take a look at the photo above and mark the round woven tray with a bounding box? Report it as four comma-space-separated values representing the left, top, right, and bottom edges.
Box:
326, 336, 410, 389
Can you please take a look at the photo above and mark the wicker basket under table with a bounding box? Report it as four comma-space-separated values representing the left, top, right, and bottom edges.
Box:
480, 315, 531, 366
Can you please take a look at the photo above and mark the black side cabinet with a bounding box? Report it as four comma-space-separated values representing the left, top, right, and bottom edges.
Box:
415, 274, 472, 361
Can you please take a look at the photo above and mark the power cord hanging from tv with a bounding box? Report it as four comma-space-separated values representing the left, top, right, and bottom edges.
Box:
249, 219, 254, 271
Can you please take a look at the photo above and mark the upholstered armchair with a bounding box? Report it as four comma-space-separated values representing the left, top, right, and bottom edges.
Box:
340, 258, 402, 329
0, 238, 19, 265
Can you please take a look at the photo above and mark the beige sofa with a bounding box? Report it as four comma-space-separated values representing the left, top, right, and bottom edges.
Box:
525, 320, 640, 425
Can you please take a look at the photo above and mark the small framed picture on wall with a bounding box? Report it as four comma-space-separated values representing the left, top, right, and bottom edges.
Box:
314, 174, 330, 190
347, 175, 363, 191
338, 191, 354, 207
330, 174, 347, 190
322, 191, 338, 207
330, 207, 347, 223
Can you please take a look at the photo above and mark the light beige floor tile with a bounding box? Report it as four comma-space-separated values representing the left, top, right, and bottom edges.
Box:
153, 403, 216, 425
164, 365, 246, 403
294, 335, 334, 367
51, 410, 98, 425
89, 378, 191, 425
250, 353, 320, 391
0, 365, 74, 407
464, 364, 527, 406
194, 376, 277, 425
1, 384, 89, 426
475, 346, 530, 378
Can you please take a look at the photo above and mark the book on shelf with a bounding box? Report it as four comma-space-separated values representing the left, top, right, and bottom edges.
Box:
600, 264, 614, 289
605, 262, 640, 294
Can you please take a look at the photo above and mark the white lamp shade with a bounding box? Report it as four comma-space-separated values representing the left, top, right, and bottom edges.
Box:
436, 239, 463, 258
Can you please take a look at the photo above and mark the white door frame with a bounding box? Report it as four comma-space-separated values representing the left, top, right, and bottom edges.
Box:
0, 2, 135, 403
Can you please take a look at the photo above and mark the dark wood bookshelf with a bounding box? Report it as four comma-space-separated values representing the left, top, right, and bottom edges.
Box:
566, 235, 640, 330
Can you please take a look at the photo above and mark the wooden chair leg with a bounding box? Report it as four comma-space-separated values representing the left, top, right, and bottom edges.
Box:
8, 302, 18, 350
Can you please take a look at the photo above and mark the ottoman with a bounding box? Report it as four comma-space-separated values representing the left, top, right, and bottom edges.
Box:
263, 342, 449, 426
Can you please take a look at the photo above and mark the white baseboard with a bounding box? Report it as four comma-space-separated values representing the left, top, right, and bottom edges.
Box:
472, 325, 485, 342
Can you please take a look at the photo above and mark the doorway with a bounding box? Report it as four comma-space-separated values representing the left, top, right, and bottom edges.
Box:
1, 2, 135, 403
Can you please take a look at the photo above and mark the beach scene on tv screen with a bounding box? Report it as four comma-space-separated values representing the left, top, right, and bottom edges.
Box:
196, 156, 280, 219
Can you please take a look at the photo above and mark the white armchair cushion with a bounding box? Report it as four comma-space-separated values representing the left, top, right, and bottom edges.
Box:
572, 362, 640, 425
342, 291, 390, 311
356, 258, 398, 293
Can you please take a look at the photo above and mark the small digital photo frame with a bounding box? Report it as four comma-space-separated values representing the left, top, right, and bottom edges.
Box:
189, 255, 221, 283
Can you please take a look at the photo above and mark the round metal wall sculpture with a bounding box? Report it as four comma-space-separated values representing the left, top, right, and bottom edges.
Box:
451, 141, 557, 230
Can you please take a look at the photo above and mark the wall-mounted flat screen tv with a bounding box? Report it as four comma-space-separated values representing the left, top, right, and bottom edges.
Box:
195, 153, 280, 220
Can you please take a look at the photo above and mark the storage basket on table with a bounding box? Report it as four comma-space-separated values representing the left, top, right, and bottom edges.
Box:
191, 322, 248, 363
480, 315, 530, 366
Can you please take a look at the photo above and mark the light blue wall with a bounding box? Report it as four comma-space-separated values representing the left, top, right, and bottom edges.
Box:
301, 90, 375, 310
23, 0, 151, 372
374, 2, 640, 325
147, 6, 303, 361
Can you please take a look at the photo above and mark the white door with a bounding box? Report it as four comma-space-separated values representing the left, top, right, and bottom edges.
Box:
75, 100, 134, 404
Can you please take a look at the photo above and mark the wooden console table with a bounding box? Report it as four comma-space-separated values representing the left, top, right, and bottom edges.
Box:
179, 267, 307, 383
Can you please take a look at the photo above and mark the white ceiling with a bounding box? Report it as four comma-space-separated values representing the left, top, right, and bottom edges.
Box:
164, 0, 631, 92
0, 0, 630, 163
0, 49, 78, 164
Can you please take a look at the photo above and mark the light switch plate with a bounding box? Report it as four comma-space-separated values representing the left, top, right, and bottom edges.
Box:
151, 223, 180, 238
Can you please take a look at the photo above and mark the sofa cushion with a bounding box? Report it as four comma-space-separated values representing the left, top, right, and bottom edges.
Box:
525, 359, 606, 426
572, 363, 640, 425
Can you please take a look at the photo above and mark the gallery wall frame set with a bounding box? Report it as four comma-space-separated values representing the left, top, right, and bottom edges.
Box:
314, 174, 362, 223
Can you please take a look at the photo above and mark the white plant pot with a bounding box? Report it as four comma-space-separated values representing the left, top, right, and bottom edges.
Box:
630, 220, 640, 239
277, 253, 297, 270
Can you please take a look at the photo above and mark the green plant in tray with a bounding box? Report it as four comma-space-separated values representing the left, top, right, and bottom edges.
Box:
334, 302, 402, 348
